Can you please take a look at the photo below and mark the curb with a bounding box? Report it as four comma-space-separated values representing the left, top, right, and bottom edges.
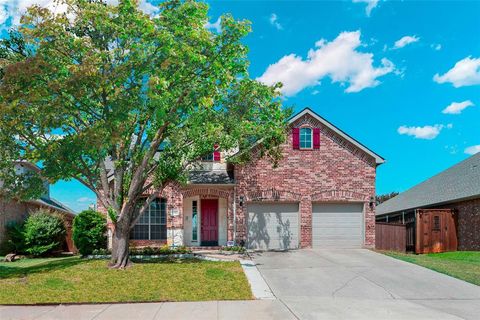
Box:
240, 259, 276, 300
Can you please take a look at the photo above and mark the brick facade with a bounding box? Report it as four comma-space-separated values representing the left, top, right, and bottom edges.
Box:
433, 198, 480, 251
100, 110, 380, 249
234, 113, 377, 248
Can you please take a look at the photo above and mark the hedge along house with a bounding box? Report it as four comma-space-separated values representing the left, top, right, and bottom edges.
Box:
0, 161, 77, 253
99, 108, 384, 250
376, 153, 480, 253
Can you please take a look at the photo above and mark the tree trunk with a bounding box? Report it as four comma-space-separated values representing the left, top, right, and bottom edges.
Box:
109, 223, 131, 269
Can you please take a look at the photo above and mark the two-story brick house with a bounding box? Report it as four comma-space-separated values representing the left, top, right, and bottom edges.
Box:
101, 108, 384, 250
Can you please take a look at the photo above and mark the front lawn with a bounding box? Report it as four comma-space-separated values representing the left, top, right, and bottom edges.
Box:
383, 251, 480, 286
0, 256, 252, 304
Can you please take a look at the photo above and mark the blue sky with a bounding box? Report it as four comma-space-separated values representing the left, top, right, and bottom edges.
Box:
2, 1, 480, 212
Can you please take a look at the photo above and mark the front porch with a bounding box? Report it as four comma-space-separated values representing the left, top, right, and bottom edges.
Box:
115, 185, 236, 249
182, 186, 234, 247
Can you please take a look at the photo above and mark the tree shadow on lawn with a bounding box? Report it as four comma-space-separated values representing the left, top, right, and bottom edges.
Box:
0, 257, 87, 279
130, 257, 206, 264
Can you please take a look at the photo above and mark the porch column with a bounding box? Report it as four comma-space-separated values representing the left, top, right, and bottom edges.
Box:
227, 190, 235, 242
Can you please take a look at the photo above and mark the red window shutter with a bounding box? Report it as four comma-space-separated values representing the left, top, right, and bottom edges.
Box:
213, 144, 221, 161
313, 128, 320, 149
292, 128, 300, 149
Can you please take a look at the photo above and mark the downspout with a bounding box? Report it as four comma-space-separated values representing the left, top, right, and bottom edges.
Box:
233, 185, 237, 245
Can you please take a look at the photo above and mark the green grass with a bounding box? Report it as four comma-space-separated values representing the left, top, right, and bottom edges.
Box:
0, 256, 252, 304
383, 251, 480, 286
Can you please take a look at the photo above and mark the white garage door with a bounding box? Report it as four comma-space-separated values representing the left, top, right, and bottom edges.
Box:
247, 203, 299, 250
312, 203, 364, 248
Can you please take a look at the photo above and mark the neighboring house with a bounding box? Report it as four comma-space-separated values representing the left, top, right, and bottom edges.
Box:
0, 161, 76, 253
99, 108, 384, 250
376, 153, 480, 251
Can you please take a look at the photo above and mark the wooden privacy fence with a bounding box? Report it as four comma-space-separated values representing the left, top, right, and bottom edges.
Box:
375, 222, 406, 252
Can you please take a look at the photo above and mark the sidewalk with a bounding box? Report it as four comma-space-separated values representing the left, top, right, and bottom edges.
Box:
0, 300, 296, 320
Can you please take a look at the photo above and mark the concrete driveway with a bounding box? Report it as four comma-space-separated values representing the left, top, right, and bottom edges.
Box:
252, 249, 480, 320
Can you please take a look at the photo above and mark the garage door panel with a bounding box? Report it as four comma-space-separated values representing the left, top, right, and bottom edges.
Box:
313, 228, 363, 236
312, 203, 364, 248
247, 203, 299, 250
314, 240, 362, 247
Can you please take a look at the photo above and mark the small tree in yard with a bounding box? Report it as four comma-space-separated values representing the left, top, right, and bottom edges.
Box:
0, 0, 290, 268
73, 209, 107, 256
23, 210, 66, 256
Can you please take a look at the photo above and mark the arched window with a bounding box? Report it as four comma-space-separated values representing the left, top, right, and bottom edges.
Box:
300, 127, 312, 149
131, 198, 167, 240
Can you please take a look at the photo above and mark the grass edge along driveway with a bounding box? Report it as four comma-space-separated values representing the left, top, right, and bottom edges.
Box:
382, 251, 480, 286
0, 256, 253, 304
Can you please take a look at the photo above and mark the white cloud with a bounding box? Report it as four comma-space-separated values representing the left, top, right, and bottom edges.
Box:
393, 35, 420, 49
312, 90, 320, 95
442, 100, 474, 114
465, 145, 480, 155
77, 197, 94, 203
204, 17, 221, 33
269, 13, 283, 30
257, 31, 395, 96
433, 56, 480, 87
0, 0, 157, 29
431, 43, 442, 51
397, 124, 450, 140
352, 0, 379, 17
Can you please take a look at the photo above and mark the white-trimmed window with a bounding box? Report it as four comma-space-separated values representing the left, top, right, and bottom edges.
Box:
131, 198, 167, 240
300, 127, 312, 149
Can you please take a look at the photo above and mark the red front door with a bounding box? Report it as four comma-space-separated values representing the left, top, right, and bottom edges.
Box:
201, 199, 218, 246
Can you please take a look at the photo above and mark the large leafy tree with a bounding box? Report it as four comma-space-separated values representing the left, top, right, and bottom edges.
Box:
0, 0, 289, 268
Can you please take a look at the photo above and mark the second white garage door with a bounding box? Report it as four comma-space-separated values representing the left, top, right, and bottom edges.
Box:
312, 203, 364, 248
247, 203, 299, 250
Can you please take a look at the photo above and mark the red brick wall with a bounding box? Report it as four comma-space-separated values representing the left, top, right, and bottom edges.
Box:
433, 198, 480, 251
234, 113, 377, 248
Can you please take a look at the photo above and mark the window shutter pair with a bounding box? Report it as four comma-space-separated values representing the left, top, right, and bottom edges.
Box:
292, 127, 320, 149
213, 144, 221, 161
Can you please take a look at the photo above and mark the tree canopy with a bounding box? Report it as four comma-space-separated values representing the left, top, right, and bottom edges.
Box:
0, 0, 289, 267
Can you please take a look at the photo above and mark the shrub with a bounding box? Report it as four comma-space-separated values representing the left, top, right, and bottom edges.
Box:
129, 245, 191, 255
72, 209, 107, 256
221, 246, 246, 253
0, 221, 26, 255
23, 210, 66, 256
91, 248, 110, 255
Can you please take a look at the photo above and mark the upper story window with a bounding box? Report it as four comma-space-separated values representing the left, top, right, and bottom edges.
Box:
201, 144, 221, 162
201, 153, 214, 161
131, 198, 167, 240
300, 128, 312, 149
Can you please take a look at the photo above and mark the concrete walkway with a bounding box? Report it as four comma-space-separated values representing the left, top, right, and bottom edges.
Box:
3, 249, 480, 319
0, 300, 296, 320
252, 249, 480, 320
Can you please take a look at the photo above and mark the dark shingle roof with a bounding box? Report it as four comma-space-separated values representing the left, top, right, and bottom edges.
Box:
377, 153, 480, 215
188, 170, 234, 185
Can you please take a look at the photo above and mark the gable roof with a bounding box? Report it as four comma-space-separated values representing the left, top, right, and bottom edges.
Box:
28, 196, 76, 216
377, 153, 480, 216
289, 108, 385, 165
